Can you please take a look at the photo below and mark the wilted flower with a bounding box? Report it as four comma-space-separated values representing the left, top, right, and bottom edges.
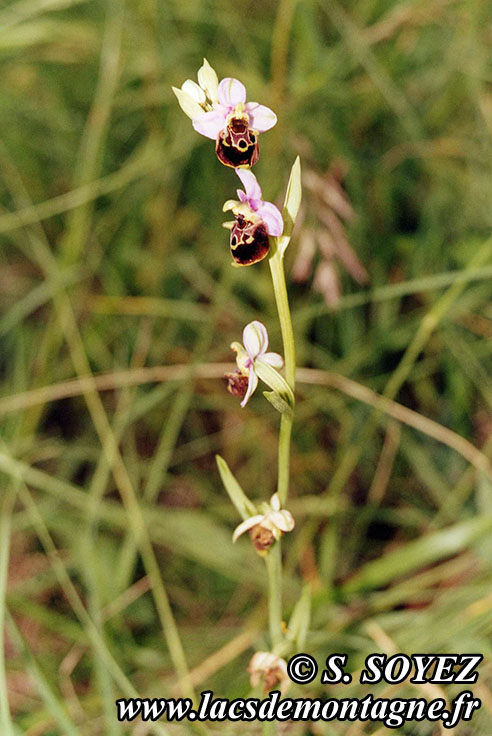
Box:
233, 493, 295, 553
173, 62, 277, 168
248, 651, 289, 692
228, 321, 285, 407
292, 161, 368, 306
223, 169, 283, 266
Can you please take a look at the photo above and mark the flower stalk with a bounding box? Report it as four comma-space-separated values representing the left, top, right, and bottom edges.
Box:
266, 542, 284, 649
269, 244, 296, 507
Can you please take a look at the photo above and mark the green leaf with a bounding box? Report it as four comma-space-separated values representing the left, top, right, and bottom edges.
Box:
342, 516, 492, 595
277, 156, 302, 256
287, 584, 312, 650
216, 455, 257, 520
263, 391, 292, 415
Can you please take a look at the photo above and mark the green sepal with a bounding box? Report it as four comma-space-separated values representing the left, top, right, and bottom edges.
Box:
172, 86, 203, 120
263, 391, 292, 415
254, 360, 295, 409
216, 455, 257, 520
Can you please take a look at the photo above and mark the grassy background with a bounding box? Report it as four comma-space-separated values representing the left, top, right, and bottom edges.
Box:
1, 0, 492, 733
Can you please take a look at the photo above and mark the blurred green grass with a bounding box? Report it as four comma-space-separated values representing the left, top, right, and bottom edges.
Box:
1, 0, 492, 733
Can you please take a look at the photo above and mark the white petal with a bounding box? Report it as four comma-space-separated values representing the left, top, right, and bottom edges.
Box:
245, 102, 277, 132
262, 352, 284, 369
192, 109, 226, 140
270, 493, 281, 511
218, 77, 246, 107
197, 58, 219, 102
235, 168, 262, 202
232, 515, 263, 542
278, 510, 295, 531
250, 651, 277, 671
240, 365, 258, 408
256, 201, 283, 236
243, 320, 269, 359
267, 510, 294, 533
172, 86, 204, 120
274, 656, 288, 677
268, 511, 285, 528
182, 79, 206, 104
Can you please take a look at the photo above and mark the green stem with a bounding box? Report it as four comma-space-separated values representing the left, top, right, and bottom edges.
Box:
0, 485, 17, 736
277, 415, 293, 507
266, 543, 283, 648
269, 251, 296, 389
262, 720, 277, 736
263, 247, 296, 734
269, 249, 296, 506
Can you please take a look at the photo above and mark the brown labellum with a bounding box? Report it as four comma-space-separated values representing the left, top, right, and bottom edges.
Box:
216, 115, 259, 168
261, 665, 286, 692
230, 214, 269, 266
224, 370, 249, 398
249, 524, 275, 553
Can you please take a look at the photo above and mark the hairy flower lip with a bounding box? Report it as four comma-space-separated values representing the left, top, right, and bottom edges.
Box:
229, 217, 269, 267
215, 121, 259, 169
224, 370, 249, 399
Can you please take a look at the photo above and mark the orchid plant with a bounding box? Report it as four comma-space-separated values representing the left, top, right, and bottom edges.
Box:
174, 60, 306, 716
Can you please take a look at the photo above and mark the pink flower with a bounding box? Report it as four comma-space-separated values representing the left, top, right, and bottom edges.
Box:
192, 76, 276, 168
173, 63, 276, 166
235, 169, 283, 236
223, 170, 283, 265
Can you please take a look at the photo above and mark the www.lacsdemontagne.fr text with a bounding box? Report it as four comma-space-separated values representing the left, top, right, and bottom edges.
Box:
116, 689, 481, 729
